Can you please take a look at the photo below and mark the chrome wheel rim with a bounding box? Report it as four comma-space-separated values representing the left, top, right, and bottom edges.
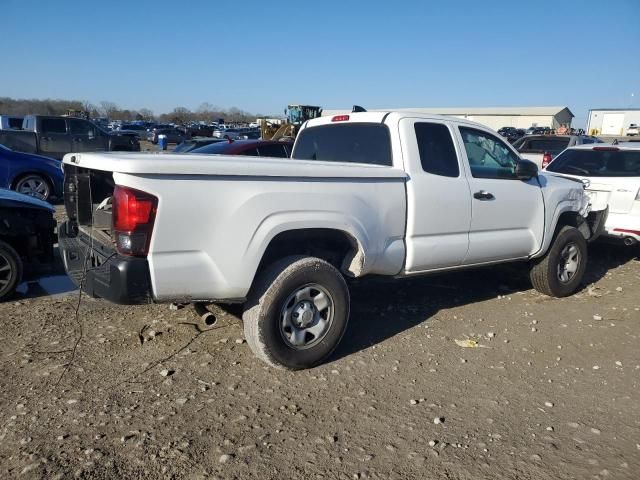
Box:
557, 243, 580, 283
280, 284, 334, 350
16, 176, 50, 200
0, 253, 13, 291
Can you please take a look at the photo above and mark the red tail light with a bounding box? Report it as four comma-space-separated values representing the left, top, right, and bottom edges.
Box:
112, 185, 158, 256
331, 115, 350, 122
542, 152, 553, 168
593, 146, 619, 151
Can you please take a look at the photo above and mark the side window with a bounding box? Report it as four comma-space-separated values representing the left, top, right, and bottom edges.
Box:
414, 122, 459, 177
257, 144, 287, 157
241, 148, 259, 156
69, 119, 96, 137
41, 118, 67, 134
459, 127, 520, 179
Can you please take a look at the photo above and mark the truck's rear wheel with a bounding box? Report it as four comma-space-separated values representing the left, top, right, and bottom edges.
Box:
0, 240, 23, 302
242, 256, 350, 369
529, 226, 586, 297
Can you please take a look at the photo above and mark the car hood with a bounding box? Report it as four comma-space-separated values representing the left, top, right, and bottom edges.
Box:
0, 188, 55, 211
16, 150, 62, 170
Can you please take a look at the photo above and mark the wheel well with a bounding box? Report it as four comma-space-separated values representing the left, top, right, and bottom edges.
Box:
556, 211, 580, 229
257, 229, 362, 277
11, 172, 54, 191
554, 211, 589, 239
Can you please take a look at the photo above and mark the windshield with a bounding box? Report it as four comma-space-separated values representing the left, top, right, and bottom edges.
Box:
293, 123, 392, 166
547, 149, 640, 177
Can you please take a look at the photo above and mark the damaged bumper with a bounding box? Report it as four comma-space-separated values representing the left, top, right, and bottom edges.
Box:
58, 221, 153, 304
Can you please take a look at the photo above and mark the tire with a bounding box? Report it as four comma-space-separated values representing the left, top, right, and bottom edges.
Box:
529, 226, 587, 297
0, 240, 23, 302
242, 256, 350, 370
14, 174, 52, 201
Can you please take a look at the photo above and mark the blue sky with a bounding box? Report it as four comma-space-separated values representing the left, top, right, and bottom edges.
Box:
3, 0, 639, 126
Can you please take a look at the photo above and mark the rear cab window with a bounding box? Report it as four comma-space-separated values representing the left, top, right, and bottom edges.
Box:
293, 123, 392, 166
414, 122, 459, 177
546, 149, 640, 177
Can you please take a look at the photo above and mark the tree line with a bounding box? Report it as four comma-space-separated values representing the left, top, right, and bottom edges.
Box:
0, 97, 264, 123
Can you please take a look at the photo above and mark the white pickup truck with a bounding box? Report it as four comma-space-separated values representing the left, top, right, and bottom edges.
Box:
59, 111, 606, 369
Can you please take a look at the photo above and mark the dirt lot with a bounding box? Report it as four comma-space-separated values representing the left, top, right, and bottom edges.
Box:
1, 237, 639, 479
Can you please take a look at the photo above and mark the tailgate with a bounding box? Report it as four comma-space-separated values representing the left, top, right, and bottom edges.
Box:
587, 179, 639, 214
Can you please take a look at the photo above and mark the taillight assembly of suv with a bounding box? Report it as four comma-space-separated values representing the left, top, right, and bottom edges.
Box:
112, 185, 158, 256
542, 152, 553, 169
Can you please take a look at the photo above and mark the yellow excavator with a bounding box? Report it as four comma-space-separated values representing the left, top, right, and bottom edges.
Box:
260, 104, 323, 141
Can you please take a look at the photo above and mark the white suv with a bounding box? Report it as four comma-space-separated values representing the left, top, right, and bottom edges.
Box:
626, 124, 639, 136
545, 143, 640, 245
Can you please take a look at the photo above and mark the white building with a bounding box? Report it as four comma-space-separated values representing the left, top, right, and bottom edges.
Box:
586, 108, 640, 136
322, 106, 574, 131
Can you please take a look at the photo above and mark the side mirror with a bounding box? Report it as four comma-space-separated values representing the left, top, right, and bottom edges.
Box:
515, 159, 538, 180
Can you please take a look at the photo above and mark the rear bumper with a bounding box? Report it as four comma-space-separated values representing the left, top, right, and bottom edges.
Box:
58, 221, 153, 304
603, 212, 640, 242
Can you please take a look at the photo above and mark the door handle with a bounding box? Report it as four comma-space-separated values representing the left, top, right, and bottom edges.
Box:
473, 190, 495, 200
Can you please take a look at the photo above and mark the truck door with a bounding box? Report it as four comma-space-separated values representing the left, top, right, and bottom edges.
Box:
456, 126, 545, 264
400, 118, 472, 272
39, 117, 71, 159
69, 118, 105, 153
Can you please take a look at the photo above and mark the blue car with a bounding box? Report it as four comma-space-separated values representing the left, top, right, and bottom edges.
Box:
0, 143, 63, 201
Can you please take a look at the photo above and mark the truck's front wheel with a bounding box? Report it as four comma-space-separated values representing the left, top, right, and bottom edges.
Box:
242, 256, 350, 369
529, 226, 587, 297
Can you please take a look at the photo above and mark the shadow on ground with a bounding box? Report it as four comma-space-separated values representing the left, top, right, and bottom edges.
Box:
332, 242, 638, 361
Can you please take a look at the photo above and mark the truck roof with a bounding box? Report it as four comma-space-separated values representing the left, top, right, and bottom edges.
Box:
304, 111, 491, 130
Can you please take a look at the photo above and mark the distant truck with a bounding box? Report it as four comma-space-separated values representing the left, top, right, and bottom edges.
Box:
0, 115, 24, 130
0, 115, 140, 160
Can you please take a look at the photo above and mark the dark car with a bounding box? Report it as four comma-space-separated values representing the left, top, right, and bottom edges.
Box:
0, 144, 64, 201
0, 189, 56, 301
118, 124, 151, 140
174, 138, 227, 153
498, 127, 526, 143
190, 139, 293, 157
151, 128, 187, 145
188, 124, 215, 138
525, 126, 553, 136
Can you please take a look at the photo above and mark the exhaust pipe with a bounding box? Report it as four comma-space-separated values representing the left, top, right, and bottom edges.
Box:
193, 302, 217, 326
623, 237, 637, 246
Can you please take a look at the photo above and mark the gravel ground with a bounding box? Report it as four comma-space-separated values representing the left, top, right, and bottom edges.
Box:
1, 240, 639, 479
